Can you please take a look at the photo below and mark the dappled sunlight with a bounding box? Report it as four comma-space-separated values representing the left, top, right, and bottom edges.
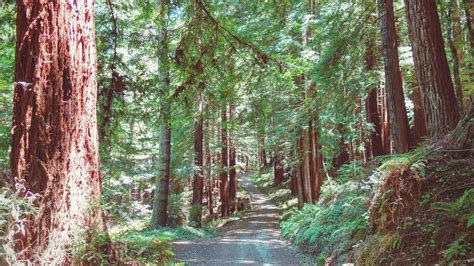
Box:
173, 173, 304, 265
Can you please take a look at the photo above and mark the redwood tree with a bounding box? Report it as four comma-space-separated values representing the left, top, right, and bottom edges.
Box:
378, 0, 410, 153
11, 0, 109, 263
220, 105, 230, 217
150, 0, 171, 229
228, 103, 237, 200
191, 83, 205, 227
405, 0, 460, 137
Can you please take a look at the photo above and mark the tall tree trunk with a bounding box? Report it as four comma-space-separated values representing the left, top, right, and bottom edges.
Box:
220, 105, 229, 217
295, 139, 304, 209
150, 0, 171, 229
191, 83, 205, 227
410, 70, 428, 145
380, 86, 392, 154
447, 0, 464, 110
298, 132, 312, 205
273, 152, 285, 186
100, 0, 119, 141
11, 1, 111, 263
378, 0, 410, 153
405, 0, 461, 137
205, 106, 213, 215
258, 126, 266, 168
228, 103, 237, 200
150, 108, 171, 228
365, 38, 384, 157
464, 0, 474, 52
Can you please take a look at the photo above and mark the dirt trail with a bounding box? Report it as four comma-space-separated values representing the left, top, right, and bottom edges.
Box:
173, 172, 308, 265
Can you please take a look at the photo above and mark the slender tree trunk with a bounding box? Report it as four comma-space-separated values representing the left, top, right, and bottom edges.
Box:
308, 120, 318, 202
380, 86, 392, 154
298, 132, 312, 204
295, 139, 304, 209
228, 103, 237, 200
150, 0, 171, 229
410, 70, 428, 145
464, 0, 474, 52
447, 0, 464, 110
365, 38, 384, 157
11, 1, 112, 263
405, 0, 461, 137
191, 83, 205, 227
273, 152, 285, 186
205, 106, 213, 215
379, 0, 410, 153
258, 126, 267, 168
220, 105, 229, 217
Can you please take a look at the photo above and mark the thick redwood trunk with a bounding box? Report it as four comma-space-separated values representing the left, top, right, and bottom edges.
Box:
228, 104, 237, 200
220, 106, 229, 217
379, 0, 410, 153
191, 84, 204, 227
11, 1, 109, 263
405, 0, 461, 137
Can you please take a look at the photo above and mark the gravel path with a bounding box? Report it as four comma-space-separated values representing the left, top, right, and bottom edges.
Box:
173, 172, 309, 265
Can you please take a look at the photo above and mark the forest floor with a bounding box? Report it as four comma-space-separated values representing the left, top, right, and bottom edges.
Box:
172, 172, 310, 265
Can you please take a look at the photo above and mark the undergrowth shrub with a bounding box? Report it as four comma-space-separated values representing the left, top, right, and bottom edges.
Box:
0, 181, 38, 264
281, 164, 377, 265
357, 145, 474, 264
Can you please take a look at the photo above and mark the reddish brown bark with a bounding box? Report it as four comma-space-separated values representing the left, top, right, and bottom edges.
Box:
405, 0, 461, 137
220, 105, 230, 217
11, 1, 110, 263
308, 119, 318, 202
273, 152, 285, 186
205, 107, 213, 215
228, 103, 237, 200
365, 39, 384, 157
379, 0, 410, 153
191, 83, 205, 227
410, 71, 428, 145
380, 86, 392, 154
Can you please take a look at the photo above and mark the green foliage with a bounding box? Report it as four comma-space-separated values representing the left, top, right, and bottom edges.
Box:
114, 231, 174, 264
0, 1, 15, 170
281, 175, 371, 265
432, 189, 474, 227
73, 229, 112, 264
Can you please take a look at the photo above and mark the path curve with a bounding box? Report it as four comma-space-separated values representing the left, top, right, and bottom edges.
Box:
173, 172, 308, 265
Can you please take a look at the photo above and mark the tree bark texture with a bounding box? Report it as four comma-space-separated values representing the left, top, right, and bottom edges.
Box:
11, 0, 109, 263
228, 103, 237, 200
405, 0, 461, 137
410, 70, 428, 145
379, 0, 410, 153
150, 0, 171, 228
447, 0, 464, 111
365, 38, 384, 157
191, 83, 204, 227
220, 105, 229, 217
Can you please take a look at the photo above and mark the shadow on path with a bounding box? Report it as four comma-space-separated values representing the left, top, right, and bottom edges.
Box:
173, 172, 308, 265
